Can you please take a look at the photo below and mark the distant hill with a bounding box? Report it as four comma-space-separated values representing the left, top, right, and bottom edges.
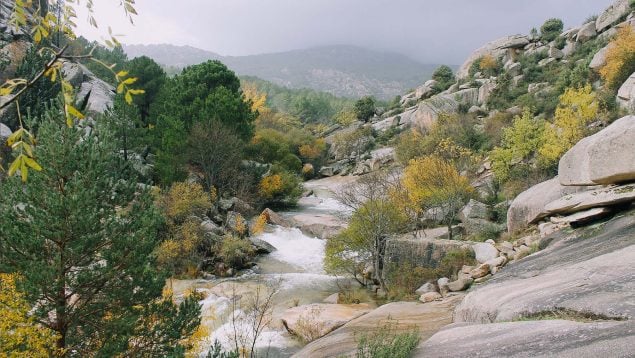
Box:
124, 44, 443, 99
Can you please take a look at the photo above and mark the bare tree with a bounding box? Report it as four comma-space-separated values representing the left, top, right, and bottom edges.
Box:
225, 278, 281, 358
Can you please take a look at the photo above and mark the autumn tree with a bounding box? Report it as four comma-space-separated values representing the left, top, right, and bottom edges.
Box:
0, 0, 144, 181
0, 113, 200, 355
400, 156, 474, 239
0, 274, 61, 357
539, 85, 599, 167
490, 109, 546, 183
600, 26, 635, 90
479, 54, 499, 76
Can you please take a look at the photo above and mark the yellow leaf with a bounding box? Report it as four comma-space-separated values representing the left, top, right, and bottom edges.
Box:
117, 82, 125, 94
123, 77, 138, 85
125, 91, 133, 104
8, 156, 22, 176
24, 157, 42, 171
20, 161, 28, 182
116, 70, 129, 78
67, 105, 85, 120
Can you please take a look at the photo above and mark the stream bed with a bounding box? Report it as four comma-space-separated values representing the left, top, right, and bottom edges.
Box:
172, 177, 357, 357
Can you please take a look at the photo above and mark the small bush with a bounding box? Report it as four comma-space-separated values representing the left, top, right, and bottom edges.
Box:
217, 236, 255, 269
541, 18, 564, 42
258, 167, 303, 207
161, 182, 212, 224
355, 96, 377, 122
356, 323, 420, 358
385, 263, 439, 301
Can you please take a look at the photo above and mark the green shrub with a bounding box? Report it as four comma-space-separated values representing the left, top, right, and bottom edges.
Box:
431, 65, 456, 92
218, 236, 256, 269
356, 323, 420, 358
541, 18, 564, 42
355, 96, 377, 122
385, 263, 439, 301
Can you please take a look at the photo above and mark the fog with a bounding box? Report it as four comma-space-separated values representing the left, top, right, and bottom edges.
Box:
77, 0, 615, 64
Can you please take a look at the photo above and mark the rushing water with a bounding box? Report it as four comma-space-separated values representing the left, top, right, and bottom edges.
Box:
174, 177, 356, 357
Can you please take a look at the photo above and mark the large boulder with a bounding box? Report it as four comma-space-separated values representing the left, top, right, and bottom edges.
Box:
459, 199, 490, 222
260, 208, 297, 228
426, 214, 635, 357
544, 183, 635, 216
457, 35, 529, 79
403, 95, 459, 131
75, 66, 116, 116
281, 303, 373, 343
419, 320, 634, 358
589, 45, 609, 71
456, 214, 635, 324
595, 0, 632, 33
472, 243, 499, 264
293, 296, 464, 358
506, 177, 590, 232
559, 115, 635, 186
576, 21, 598, 42
617, 72, 635, 111
384, 234, 472, 278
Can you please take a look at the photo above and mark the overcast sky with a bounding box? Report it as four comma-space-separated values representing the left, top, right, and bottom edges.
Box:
76, 0, 615, 64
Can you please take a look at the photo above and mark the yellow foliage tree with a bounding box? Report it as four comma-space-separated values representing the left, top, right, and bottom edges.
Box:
242, 82, 269, 115
299, 138, 326, 160
599, 26, 635, 90
539, 85, 599, 166
0, 274, 61, 357
161, 182, 212, 224
479, 54, 499, 74
401, 156, 474, 239
259, 174, 283, 199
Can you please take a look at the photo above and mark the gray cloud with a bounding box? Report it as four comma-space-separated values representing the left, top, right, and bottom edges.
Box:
77, 0, 615, 64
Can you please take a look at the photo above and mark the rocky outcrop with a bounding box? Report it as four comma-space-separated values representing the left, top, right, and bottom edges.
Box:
419, 213, 635, 357
457, 35, 529, 79
384, 233, 472, 277
589, 46, 609, 71
281, 303, 374, 343
617, 72, 635, 111
418, 320, 634, 358
75, 66, 116, 116
260, 208, 297, 228
596, 0, 632, 32
544, 184, 635, 216
576, 22, 598, 42
293, 296, 464, 358
293, 212, 346, 240
559, 115, 635, 186
405, 95, 459, 131
506, 177, 589, 232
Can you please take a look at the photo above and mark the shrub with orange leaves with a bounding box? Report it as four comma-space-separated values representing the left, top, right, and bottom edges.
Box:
600, 26, 635, 90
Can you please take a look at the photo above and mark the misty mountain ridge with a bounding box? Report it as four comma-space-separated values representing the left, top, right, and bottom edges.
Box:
124, 44, 444, 99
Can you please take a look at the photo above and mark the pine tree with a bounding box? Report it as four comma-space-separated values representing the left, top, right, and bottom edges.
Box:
0, 109, 200, 356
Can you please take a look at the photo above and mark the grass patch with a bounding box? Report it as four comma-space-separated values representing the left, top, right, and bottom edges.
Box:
513, 308, 627, 323
355, 322, 420, 358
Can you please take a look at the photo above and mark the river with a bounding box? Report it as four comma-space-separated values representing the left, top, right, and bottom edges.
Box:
171, 176, 357, 357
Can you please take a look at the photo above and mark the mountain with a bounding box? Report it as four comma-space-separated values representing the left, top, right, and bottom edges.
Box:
124, 44, 442, 99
